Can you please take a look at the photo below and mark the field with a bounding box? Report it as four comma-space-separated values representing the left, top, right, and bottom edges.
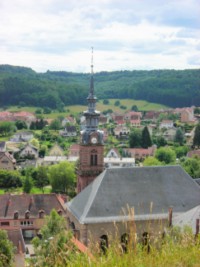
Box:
0, 186, 51, 195
5, 99, 168, 118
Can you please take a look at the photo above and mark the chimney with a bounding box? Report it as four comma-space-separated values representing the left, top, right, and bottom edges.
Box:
4, 196, 11, 217
168, 207, 173, 227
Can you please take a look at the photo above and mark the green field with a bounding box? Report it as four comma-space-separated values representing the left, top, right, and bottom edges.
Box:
5, 99, 168, 118
0, 186, 51, 195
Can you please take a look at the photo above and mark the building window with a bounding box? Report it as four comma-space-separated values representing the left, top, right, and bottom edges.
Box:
100, 235, 108, 254
1, 221, 10, 226
14, 211, 19, 220
90, 154, 97, 166
121, 233, 129, 253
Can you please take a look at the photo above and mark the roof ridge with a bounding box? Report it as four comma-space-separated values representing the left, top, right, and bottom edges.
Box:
79, 170, 106, 223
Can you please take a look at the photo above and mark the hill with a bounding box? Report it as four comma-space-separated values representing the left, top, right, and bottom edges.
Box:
0, 65, 199, 109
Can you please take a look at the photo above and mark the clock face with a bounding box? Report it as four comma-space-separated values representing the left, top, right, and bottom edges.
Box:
91, 137, 97, 144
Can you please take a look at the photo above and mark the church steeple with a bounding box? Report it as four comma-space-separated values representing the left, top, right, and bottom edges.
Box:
77, 48, 104, 193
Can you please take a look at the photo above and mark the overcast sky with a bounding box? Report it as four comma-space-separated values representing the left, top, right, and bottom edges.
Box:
0, 0, 199, 72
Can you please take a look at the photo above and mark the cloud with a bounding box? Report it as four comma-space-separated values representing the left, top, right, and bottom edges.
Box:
0, 0, 199, 72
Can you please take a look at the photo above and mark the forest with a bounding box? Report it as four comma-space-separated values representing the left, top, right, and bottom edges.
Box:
0, 64, 199, 109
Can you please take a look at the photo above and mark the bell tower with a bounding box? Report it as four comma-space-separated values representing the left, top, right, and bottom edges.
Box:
77, 48, 104, 193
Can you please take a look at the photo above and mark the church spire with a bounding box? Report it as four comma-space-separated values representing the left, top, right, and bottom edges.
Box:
90, 46, 94, 97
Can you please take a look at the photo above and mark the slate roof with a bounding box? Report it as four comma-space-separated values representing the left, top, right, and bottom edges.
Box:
66, 166, 200, 224
0, 194, 65, 219
173, 205, 200, 233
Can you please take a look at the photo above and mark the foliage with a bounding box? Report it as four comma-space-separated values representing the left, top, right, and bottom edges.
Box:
141, 126, 152, 148
155, 147, 176, 164
143, 156, 163, 166
180, 156, 200, 178
30, 138, 40, 148
131, 105, 138, 111
0, 230, 14, 267
0, 121, 15, 136
34, 166, 49, 193
48, 161, 76, 195
49, 119, 61, 131
23, 173, 33, 193
103, 99, 109, 105
173, 145, 188, 159
0, 66, 199, 108
129, 128, 142, 148
193, 123, 200, 148
30, 209, 82, 267
0, 169, 22, 188
155, 136, 167, 148
15, 120, 27, 130
114, 100, 120, 106
174, 128, 184, 145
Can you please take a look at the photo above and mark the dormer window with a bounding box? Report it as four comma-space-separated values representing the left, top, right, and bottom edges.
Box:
14, 211, 19, 220
57, 209, 62, 216
25, 210, 30, 219
39, 210, 45, 219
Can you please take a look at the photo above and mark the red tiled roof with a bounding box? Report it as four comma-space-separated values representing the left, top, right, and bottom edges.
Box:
72, 237, 94, 259
0, 194, 66, 219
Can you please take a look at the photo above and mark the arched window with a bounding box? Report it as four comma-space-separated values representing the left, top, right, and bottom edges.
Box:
142, 232, 150, 253
57, 209, 62, 216
100, 235, 108, 254
121, 233, 129, 253
90, 149, 98, 166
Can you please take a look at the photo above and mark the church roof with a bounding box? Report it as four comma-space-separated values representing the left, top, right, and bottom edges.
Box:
66, 166, 200, 224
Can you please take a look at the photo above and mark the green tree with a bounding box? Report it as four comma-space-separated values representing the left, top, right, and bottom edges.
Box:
23, 175, 33, 193
48, 161, 75, 195
193, 123, 200, 148
141, 126, 152, 148
155, 136, 167, 148
49, 119, 61, 131
131, 105, 138, 111
103, 99, 109, 105
31, 209, 75, 267
174, 128, 184, 145
155, 147, 176, 164
129, 128, 142, 148
35, 166, 49, 193
0, 230, 14, 267
0, 170, 22, 188
0, 121, 15, 136
180, 156, 200, 178
143, 157, 163, 166
30, 138, 40, 148
114, 100, 120, 106
15, 120, 27, 130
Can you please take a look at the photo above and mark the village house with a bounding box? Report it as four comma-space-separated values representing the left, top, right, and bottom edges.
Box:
59, 126, 77, 137
10, 132, 34, 142
159, 120, 174, 129
114, 125, 129, 139
0, 194, 66, 240
68, 144, 80, 157
19, 143, 39, 159
180, 107, 196, 123
112, 113, 125, 125
162, 128, 177, 142
61, 116, 76, 127
65, 166, 200, 248
123, 145, 156, 160
0, 151, 16, 170
49, 143, 64, 156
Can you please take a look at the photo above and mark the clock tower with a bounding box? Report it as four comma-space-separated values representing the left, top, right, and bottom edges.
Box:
77, 49, 104, 193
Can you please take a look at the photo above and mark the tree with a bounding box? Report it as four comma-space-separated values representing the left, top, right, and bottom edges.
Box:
143, 157, 163, 166
30, 138, 40, 148
0, 230, 14, 267
155, 136, 167, 148
131, 105, 138, 111
155, 147, 176, 164
103, 99, 109, 105
15, 120, 27, 130
141, 126, 152, 148
0, 122, 15, 136
23, 175, 33, 193
48, 162, 75, 196
193, 123, 200, 148
0, 169, 22, 189
174, 128, 184, 145
49, 119, 61, 131
35, 166, 49, 193
114, 100, 120, 106
129, 129, 142, 148
31, 209, 75, 267
180, 156, 200, 178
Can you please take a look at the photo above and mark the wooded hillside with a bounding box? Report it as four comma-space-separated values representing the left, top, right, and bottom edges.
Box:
0, 65, 199, 109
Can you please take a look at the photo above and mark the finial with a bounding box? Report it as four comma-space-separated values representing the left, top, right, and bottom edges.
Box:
91, 46, 94, 74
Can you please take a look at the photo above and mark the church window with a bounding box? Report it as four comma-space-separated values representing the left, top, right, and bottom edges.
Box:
90, 154, 97, 166
100, 235, 108, 254
121, 233, 129, 253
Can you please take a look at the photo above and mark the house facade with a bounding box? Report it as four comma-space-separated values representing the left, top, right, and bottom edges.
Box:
0, 151, 16, 170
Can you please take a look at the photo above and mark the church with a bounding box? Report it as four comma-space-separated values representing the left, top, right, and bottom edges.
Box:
65, 53, 200, 249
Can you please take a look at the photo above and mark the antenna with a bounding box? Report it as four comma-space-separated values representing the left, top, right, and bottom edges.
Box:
91, 46, 94, 74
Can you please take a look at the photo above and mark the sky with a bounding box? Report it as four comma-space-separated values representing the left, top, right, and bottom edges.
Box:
0, 0, 200, 73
